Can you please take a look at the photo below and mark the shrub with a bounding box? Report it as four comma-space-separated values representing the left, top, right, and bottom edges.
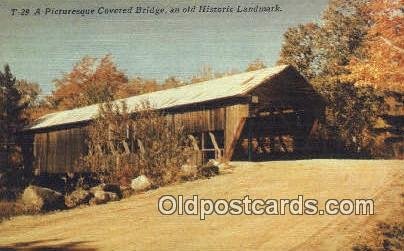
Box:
313, 82, 385, 157
0, 201, 38, 222
80, 100, 192, 187
352, 222, 404, 251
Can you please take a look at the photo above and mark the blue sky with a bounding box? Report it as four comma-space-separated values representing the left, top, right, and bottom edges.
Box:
0, 0, 329, 94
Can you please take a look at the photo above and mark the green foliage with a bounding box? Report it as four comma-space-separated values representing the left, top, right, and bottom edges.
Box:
278, 0, 390, 157
317, 0, 369, 78
15, 79, 41, 122
279, 0, 369, 80
0, 65, 40, 191
316, 81, 385, 155
278, 23, 320, 79
0, 65, 26, 171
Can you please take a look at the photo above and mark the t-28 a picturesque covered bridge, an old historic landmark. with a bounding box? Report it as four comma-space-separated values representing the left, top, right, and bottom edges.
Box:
23, 65, 325, 174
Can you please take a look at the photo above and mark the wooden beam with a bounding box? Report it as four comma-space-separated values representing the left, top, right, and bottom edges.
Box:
188, 135, 200, 151
108, 141, 117, 155
137, 139, 145, 156
122, 140, 130, 154
224, 117, 246, 161
201, 132, 205, 162
247, 119, 252, 161
188, 134, 202, 166
224, 104, 249, 161
279, 136, 289, 153
208, 132, 221, 159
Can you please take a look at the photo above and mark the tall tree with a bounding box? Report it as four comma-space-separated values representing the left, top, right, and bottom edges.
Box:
15, 79, 41, 122
162, 76, 183, 90
246, 59, 267, 72
190, 65, 239, 83
317, 0, 369, 79
344, 0, 403, 92
0, 65, 27, 170
278, 0, 369, 82
50, 55, 128, 110
277, 0, 387, 156
278, 23, 320, 79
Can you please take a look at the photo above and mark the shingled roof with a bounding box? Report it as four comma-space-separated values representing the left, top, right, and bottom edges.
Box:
29, 65, 291, 130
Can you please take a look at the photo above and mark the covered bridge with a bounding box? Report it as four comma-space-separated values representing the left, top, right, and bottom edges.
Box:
23, 65, 325, 174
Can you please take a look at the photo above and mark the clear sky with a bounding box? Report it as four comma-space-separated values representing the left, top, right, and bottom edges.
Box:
0, 0, 329, 94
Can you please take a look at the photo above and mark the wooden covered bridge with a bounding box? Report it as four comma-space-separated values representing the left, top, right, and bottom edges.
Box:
23, 65, 325, 174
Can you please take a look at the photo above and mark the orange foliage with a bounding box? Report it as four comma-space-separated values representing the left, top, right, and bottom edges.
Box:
48, 54, 186, 111
33, 55, 247, 121
26, 102, 55, 122
345, 0, 404, 92
50, 54, 128, 110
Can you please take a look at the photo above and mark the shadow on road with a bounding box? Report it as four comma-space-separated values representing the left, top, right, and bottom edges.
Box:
0, 238, 96, 251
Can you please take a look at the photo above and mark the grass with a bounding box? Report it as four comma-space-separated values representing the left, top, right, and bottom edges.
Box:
0, 201, 25, 222
352, 222, 404, 251
0, 200, 39, 222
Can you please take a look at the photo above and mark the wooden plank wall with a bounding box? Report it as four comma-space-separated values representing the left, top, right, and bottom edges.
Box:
34, 133, 47, 173
224, 104, 249, 160
31, 83, 323, 173
249, 67, 324, 117
32, 106, 231, 173
29, 69, 326, 172
0, 151, 7, 168
34, 127, 87, 174
169, 107, 226, 133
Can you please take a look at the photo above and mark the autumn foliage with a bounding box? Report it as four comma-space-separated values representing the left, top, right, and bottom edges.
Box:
1, 0, 402, 166
50, 55, 128, 110
344, 0, 403, 92
278, 0, 403, 157
80, 101, 191, 186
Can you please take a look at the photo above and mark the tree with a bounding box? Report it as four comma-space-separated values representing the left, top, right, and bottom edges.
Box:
0, 65, 27, 171
190, 65, 239, 84
316, 82, 384, 155
49, 54, 182, 106
190, 65, 215, 84
278, 23, 320, 79
279, 0, 370, 81
162, 76, 183, 90
50, 55, 128, 110
344, 0, 403, 92
15, 80, 41, 122
316, 0, 369, 79
277, 0, 388, 156
246, 59, 267, 72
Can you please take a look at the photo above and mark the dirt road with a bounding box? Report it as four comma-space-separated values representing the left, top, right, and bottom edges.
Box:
0, 160, 403, 250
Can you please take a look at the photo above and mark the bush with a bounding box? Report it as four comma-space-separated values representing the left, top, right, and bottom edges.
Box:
0, 201, 38, 222
80, 100, 192, 187
313, 81, 385, 157
352, 222, 404, 251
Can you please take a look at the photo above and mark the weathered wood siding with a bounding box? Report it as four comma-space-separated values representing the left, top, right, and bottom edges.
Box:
168, 107, 226, 133
32, 106, 234, 173
0, 151, 8, 168
33, 127, 87, 173
224, 104, 249, 160
249, 67, 324, 117
28, 68, 325, 173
